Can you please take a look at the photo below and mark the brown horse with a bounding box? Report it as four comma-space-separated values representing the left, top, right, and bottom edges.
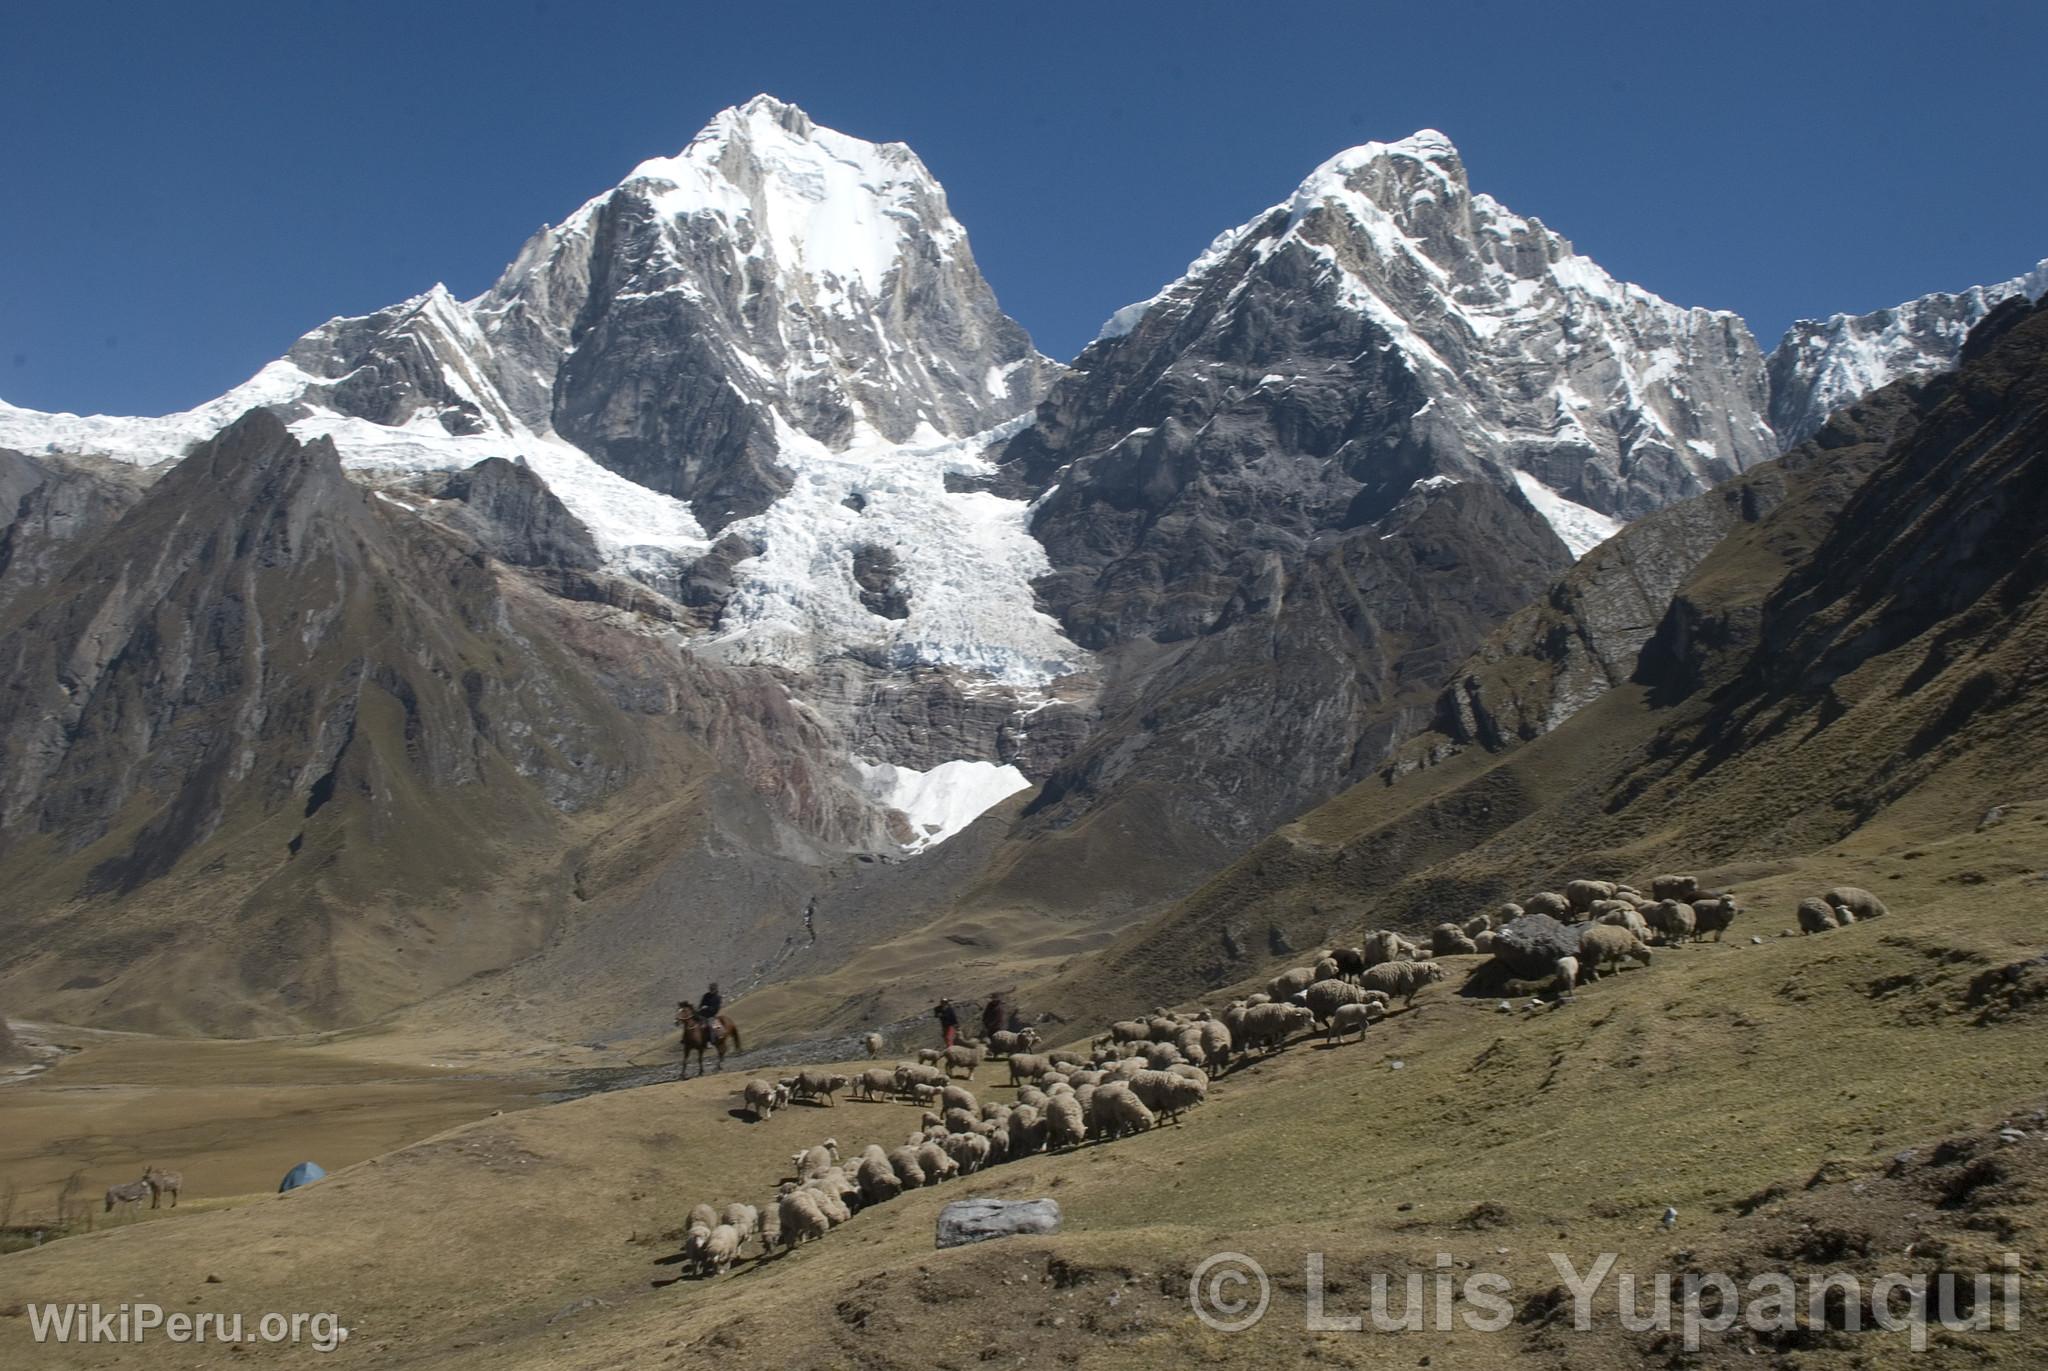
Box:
675, 1006, 742, 1078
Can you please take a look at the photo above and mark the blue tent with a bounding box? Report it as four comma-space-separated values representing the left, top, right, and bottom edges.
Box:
278, 1161, 327, 1193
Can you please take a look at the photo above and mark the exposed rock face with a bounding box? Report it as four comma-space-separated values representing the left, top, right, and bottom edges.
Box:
471, 95, 1058, 529
1389, 380, 1928, 773
435, 457, 602, 570
0, 449, 151, 616
1020, 478, 1567, 849
1002, 131, 1775, 647
1766, 257, 2048, 445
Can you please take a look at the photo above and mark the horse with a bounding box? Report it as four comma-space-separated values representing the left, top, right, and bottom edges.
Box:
674, 1006, 742, 1079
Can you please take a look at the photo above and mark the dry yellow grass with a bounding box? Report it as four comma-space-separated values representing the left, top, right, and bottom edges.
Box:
3, 809, 2044, 1369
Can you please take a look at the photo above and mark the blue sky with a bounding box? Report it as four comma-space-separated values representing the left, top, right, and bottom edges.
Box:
4, 0, 2044, 417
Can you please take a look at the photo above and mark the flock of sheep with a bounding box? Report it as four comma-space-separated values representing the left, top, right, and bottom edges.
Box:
673, 871, 1890, 1278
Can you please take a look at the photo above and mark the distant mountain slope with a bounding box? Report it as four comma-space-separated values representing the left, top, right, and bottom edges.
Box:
0, 412, 868, 1033
1050, 295, 2048, 1015
1767, 257, 2048, 444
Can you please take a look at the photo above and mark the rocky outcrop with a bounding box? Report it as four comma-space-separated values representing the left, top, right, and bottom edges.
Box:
435, 457, 602, 570
1389, 378, 1929, 774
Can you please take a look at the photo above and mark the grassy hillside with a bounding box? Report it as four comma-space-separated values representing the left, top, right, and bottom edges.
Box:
2, 816, 2043, 1369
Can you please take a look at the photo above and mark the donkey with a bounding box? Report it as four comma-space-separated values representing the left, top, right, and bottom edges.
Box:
143, 1165, 182, 1208
104, 1179, 151, 1217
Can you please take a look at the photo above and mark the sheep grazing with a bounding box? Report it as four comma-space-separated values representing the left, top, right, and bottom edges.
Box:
1267, 966, 1318, 1001
1596, 905, 1652, 940
944, 1130, 992, 1174
942, 1043, 984, 1079
1645, 900, 1697, 945
1129, 1067, 1208, 1122
1007, 1104, 1047, 1157
721, 1203, 760, 1245
1471, 929, 1497, 953
1496, 902, 1525, 924
1578, 922, 1654, 973
915, 1140, 959, 1182
894, 1061, 947, 1097
1196, 1018, 1232, 1071
777, 1188, 831, 1250
803, 1175, 854, 1226
1239, 1002, 1314, 1052
1088, 1082, 1155, 1139
1430, 923, 1479, 956
1523, 891, 1571, 920
886, 1145, 928, 1188
940, 1083, 978, 1115
1460, 913, 1493, 938
987, 1028, 1039, 1058
850, 1067, 893, 1102
855, 1147, 902, 1204
1007, 1052, 1052, 1086
1650, 874, 1701, 903
792, 1140, 841, 1180
1301, 977, 1375, 1025
1565, 879, 1617, 914
1325, 1001, 1381, 1044
1109, 1019, 1151, 1044
1796, 897, 1839, 934
1042, 1092, 1087, 1149
1824, 886, 1888, 921
1358, 959, 1448, 1007
1360, 930, 1419, 968
742, 1078, 780, 1120
793, 1070, 851, 1107
1552, 956, 1581, 996
916, 1047, 945, 1065
1142, 1041, 1185, 1070
1691, 895, 1739, 941
703, 1223, 742, 1274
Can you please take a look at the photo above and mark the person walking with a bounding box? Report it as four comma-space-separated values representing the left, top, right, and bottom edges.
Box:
981, 993, 1006, 1041
934, 997, 960, 1048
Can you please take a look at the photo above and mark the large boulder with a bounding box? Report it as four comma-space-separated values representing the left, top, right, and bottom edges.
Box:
935, 1197, 1062, 1249
1489, 914, 1581, 980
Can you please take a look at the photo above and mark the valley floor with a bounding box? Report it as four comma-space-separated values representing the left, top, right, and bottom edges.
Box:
2, 815, 2045, 1368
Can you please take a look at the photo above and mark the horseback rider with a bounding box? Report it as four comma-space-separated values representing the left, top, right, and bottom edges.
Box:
698, 982, 724, 1044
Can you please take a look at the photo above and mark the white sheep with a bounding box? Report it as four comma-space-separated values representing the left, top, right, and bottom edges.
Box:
853, 1067, 896, 1102
1044, 1092, 1087, 1149
1239, 1002, 1314, 1052
1129, 1067, 1207, 1122
776, 1188, 830, 1250
1358, 960, 1447, 1006
1325, 1001, 1381, 1043
1523, 891, 1571, 919
1301, 977, 1374, 1024
742, 1079, 779, 1120
1650, 874, 1700, 903
1088, 1082, 1155, 1139
1267, 966, 1318, 1001
703, 1222, 742, 1274
1797, 897, 1838, 934
863, 1032, 884, 1059
1007, 1052, 1052, 1085
792, 1139, 840, 1180
1578, 922, 1654, 973
1565, 879, 1617, 913
915, 1140, 959, 1182
1646, 900, 1696, 945
886, 1145, 927, 1188
1552, 955, 1580, 996
720, 1203, 760, 1246
943, 1043, 984, 1078
855, 1146, 902, 1204
1824, 886, 1888, 921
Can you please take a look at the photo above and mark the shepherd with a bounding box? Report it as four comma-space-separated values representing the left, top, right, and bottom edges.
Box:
934, 997, 960, 1048
675, 986, 742, 1079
